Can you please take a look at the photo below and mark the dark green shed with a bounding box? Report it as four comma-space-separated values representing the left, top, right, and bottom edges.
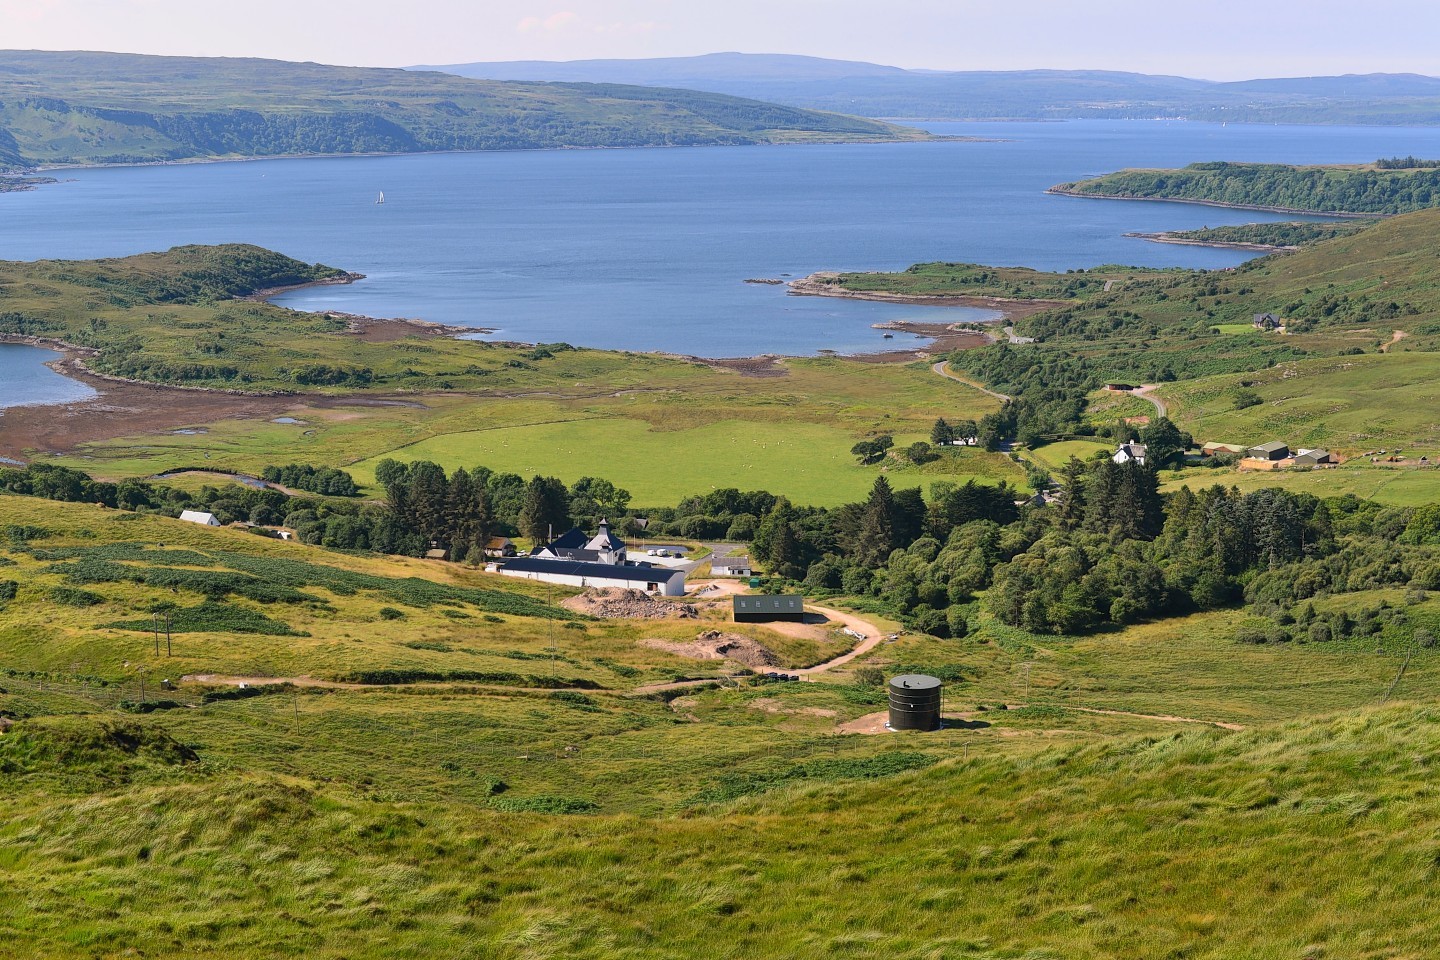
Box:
733, 594, 806, 623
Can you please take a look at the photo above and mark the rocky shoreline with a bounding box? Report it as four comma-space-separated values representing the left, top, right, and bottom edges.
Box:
1044, 186, 1384, 219
788, 271, 1068, 321
1124, 231, 1298, 252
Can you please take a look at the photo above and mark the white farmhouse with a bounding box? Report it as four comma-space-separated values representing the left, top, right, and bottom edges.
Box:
1112, 442, 1148, 466
178, 510, 221, 527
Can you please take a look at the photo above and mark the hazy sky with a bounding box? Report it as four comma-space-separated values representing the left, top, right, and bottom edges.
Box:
4, 0, 1440, 80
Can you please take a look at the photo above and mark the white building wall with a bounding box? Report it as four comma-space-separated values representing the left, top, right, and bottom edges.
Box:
499, 569, 687, 596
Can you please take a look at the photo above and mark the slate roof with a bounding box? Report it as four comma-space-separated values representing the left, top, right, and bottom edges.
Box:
585, 520, 626, 552
732, 595, 805, 616
501, 558, 684, 583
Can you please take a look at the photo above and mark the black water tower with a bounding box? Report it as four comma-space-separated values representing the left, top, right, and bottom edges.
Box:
888, 674, 942, 731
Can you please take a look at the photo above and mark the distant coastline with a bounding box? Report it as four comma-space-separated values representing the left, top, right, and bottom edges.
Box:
1045, 185, 1386, 219
1124, 231, 1297, 252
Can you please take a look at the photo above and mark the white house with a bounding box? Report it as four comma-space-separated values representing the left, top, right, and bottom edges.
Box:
178, 510, 221, 527
1113, 442, 1148, 466
712, 556, 754, 576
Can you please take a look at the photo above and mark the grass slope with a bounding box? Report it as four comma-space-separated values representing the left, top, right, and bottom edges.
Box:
0, 50, 925, 170
6, 495, 1440, 956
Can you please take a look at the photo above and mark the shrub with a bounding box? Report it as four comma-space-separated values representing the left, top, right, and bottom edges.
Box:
379, 607, 405, 620
489, 795, 598, 815
49, 586, 104, 607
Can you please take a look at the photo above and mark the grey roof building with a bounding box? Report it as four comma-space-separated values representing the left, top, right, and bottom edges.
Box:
1248, 441, 1290, 461
733, 594, 806, 623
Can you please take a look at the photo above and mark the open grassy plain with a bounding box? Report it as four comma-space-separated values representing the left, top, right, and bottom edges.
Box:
45, 356, 1016, 506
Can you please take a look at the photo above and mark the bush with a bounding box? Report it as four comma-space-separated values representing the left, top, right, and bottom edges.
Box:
378, 607, 405, 620
489, 795, 598, 815
49, 586, 104, 607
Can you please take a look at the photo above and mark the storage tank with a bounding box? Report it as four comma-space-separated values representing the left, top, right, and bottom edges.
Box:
887, 674, 943, 731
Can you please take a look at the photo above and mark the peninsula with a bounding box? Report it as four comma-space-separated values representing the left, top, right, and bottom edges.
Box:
1049, 158, 1440, 216
0, 51, 928, 173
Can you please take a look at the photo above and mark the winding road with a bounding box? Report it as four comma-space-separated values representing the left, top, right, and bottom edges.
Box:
932, 361, 1011, 402
1128, 384, 1168, 419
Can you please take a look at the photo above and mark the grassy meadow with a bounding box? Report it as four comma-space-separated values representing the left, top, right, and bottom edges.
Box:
8, 486, 1440, 955
1156, 351, 1440, 453
52, 355, 1015, 506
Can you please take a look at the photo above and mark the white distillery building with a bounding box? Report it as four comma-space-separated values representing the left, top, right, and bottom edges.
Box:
496, 520, 687, 596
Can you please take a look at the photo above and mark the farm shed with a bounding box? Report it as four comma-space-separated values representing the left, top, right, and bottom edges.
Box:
1248, 441, 1290, 461
733, 595, 806, 623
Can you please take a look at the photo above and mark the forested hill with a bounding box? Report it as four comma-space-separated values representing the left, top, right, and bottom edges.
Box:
0, 50, 926, 170
1051, 160, 1440, 215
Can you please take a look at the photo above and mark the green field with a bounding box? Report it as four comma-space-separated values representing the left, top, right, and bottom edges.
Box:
350, 417, 1024, 506
1026, 438, 1114, 471
1156, 351, 1440, 453
1165, 462, 1440, 506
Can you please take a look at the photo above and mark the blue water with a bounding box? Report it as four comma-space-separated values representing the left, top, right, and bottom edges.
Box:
0, 343, 97, 411
4, 120, 1440, 356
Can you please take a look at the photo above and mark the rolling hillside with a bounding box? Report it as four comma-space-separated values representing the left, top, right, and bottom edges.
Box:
423, 52, 1440, 124
0, 50, 926, 171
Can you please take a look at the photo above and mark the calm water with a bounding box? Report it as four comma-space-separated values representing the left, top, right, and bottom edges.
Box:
5, 120, 1440, 356
0, 343, 97, 412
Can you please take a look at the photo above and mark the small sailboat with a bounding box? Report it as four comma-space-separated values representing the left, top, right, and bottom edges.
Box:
375, 191, 385, 205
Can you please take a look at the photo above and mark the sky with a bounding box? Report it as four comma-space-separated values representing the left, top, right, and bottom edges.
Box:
4, 0, 1440, 80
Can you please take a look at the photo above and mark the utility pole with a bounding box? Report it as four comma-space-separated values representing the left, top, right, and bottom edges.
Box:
1022, 660, 1032, 703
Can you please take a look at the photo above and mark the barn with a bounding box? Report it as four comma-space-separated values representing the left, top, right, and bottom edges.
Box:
733, 595, 806, 623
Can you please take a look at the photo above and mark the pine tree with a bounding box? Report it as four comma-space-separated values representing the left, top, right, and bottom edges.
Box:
857, 476, 898, 567
519, 476, 571, 542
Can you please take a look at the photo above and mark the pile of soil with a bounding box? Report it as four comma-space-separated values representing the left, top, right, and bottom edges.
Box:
640, 630, 779, 669
563, 588, 699, 620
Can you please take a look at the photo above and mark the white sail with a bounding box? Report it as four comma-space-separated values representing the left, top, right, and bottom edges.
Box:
376, 191, 385, 204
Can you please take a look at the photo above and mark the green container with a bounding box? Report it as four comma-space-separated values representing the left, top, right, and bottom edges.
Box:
749, 577, 762, 588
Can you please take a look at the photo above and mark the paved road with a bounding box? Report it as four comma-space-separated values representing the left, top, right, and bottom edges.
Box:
931, 361, 1011, 402
1130, 384, 1168, 419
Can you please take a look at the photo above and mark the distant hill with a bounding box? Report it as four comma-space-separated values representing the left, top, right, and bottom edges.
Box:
420, 53, 1440, 124
413, 52, 911, 85
0, 50, 926, 171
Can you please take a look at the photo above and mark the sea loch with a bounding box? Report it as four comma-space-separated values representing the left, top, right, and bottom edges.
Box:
4, 120, 1440, 357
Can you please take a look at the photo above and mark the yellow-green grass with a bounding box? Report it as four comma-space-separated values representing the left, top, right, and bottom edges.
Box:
1164, 462, 1440, 506
1156, 351, 1440, 453
350, 418, 1019, 506
11, 496, 1440, 957
0, 495, 832, 686
1084, 387, 1156, 424
1026, 439, 1114, 471
8, 702, 1440, 958
1211, 322, 1260, 335
51, 356, 1008, 506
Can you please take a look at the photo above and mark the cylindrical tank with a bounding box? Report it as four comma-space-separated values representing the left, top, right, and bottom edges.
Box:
888, 674, 943, 731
